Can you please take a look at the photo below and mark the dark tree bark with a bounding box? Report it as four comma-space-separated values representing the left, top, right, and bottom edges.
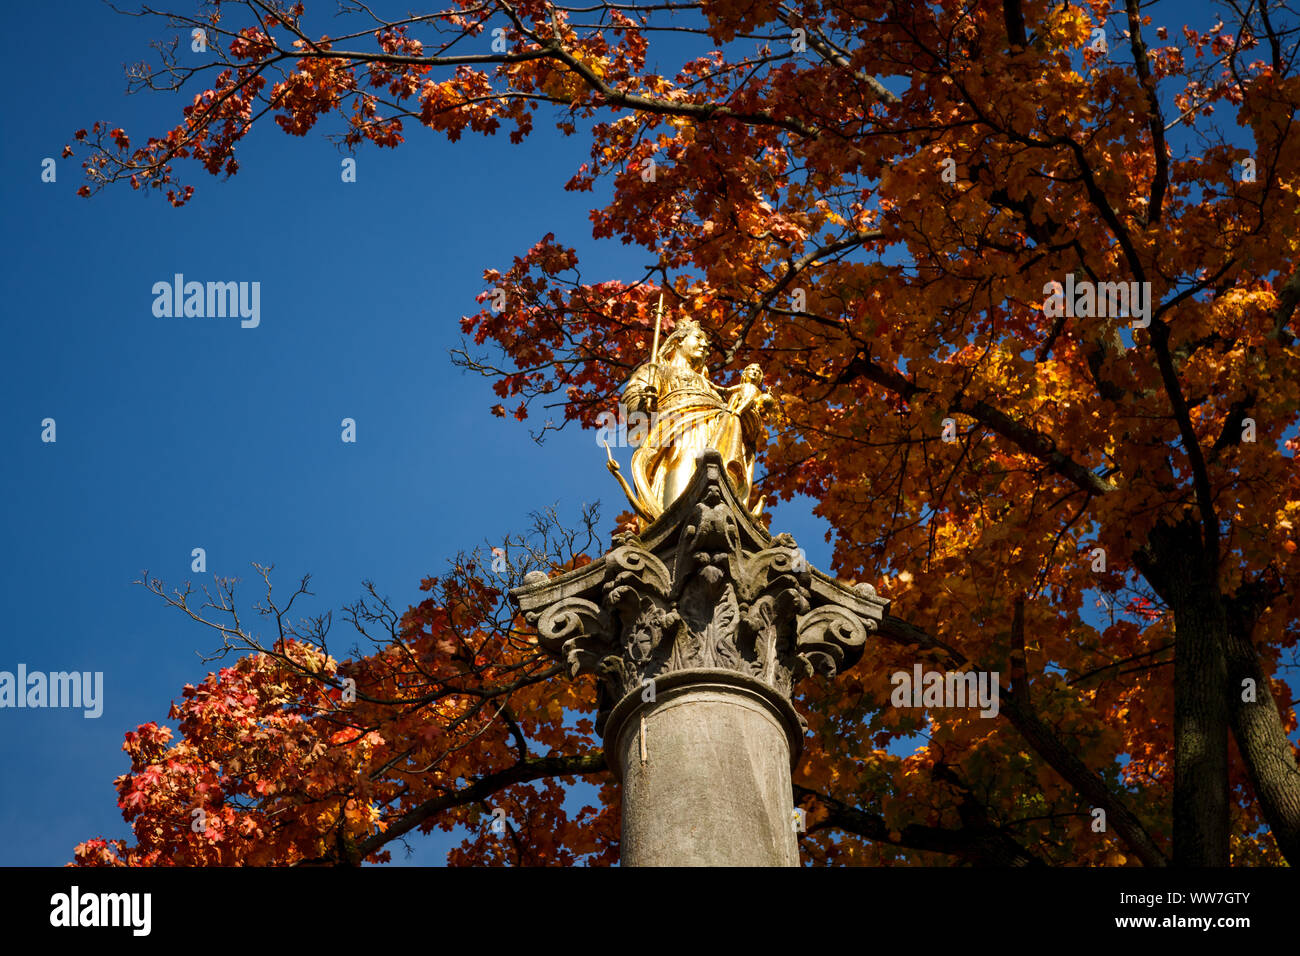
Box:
1137, 518, 1230, 866
1224, 587, 1300, 862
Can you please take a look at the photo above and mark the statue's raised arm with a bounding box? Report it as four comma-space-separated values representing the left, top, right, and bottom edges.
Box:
622, 358, 661, 417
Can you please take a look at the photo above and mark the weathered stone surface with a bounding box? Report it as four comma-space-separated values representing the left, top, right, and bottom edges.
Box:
614, 674, 800, 866
509, 448, 889, 865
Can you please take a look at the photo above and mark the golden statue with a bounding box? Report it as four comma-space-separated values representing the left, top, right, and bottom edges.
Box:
605, 308, 776, 529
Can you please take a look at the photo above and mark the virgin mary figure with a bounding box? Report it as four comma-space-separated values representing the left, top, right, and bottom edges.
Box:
610, 318, 772, 525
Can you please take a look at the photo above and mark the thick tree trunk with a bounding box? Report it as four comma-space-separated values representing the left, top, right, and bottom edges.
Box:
1223, 608, 1300, 864
1142, 520, 1231, 866
1168, 587, 1231, 865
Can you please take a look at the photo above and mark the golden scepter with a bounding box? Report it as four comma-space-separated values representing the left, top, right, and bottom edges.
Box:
600, 284, 664, 525
650, 288, 664, 371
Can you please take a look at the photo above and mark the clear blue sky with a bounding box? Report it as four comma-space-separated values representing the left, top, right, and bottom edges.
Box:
1, 0, 1285, 866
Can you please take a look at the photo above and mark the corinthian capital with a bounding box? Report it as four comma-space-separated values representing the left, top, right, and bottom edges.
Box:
512, 450, 889, 739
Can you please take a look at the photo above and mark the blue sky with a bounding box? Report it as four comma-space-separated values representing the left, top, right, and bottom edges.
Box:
0, 0, 1289, 866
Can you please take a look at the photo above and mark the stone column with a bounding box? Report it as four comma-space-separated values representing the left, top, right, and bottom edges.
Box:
510, 450, 888, 866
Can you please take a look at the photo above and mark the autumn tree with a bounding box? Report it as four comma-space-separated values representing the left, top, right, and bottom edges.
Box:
72, 0, 1300, 866
77, 511, 622, 866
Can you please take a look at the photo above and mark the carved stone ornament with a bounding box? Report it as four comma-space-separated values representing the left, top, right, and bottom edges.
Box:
510, 449, 889, 741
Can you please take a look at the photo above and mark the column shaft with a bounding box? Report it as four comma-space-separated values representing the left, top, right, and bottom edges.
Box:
609, 675, 800, 866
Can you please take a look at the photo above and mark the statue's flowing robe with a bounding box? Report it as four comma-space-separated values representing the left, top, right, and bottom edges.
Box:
623, 360, 760, 520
